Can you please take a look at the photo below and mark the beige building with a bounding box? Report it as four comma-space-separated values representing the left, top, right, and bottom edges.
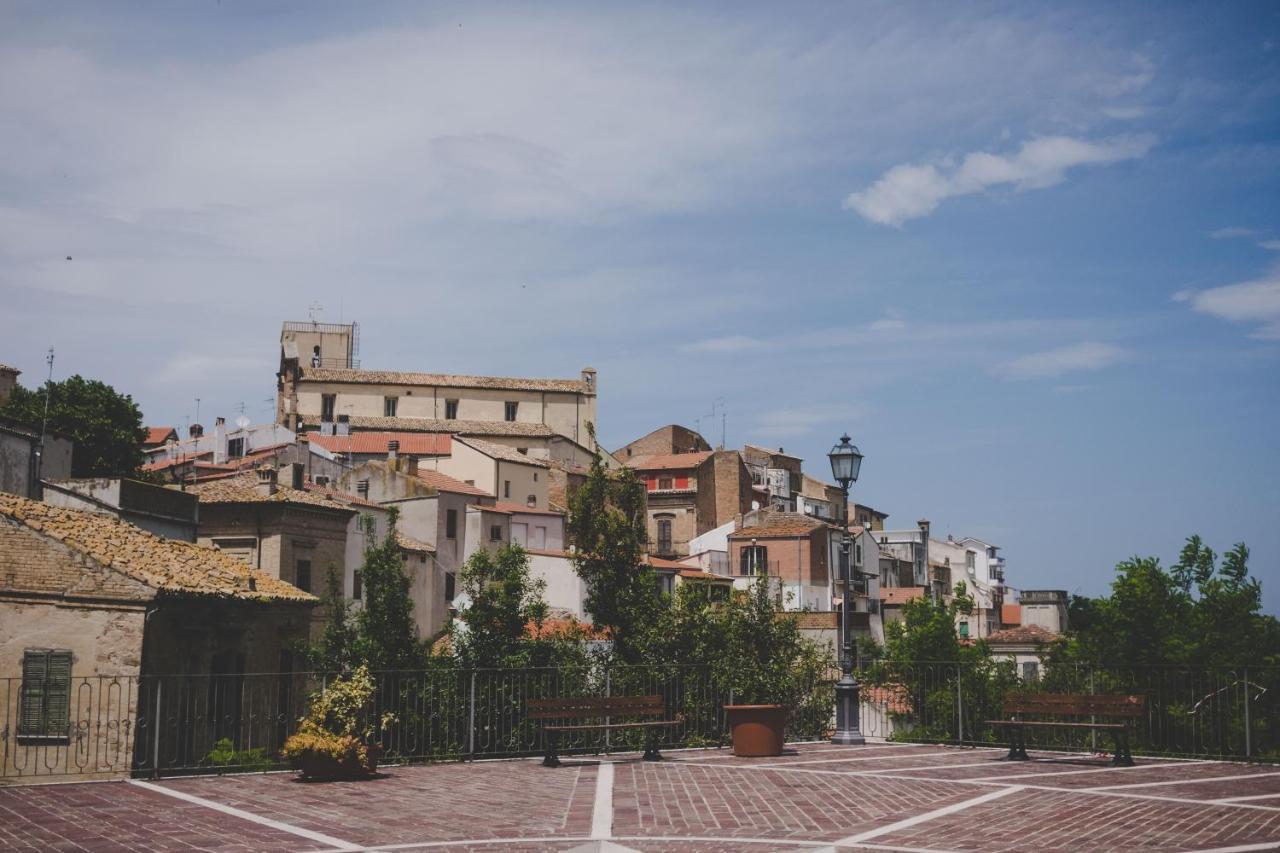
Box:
0, 493, 314, 782
424, 436, 550, 511
275, 321, 600, 454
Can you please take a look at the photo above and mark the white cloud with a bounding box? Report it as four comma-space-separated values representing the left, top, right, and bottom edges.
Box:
992, 342, 1127, 380
1096, 54, 1155, 97
1102, 106, 1147, 120
1259, 240, 1280, 251
1176, 270, 1280, 340
1209, 227, 1259, 239
844, 135, 1155, 226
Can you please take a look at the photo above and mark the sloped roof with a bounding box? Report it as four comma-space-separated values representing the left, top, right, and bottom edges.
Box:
395, 532, 435, 553
731, 512, 827, 539
0, 493, 315, 602
185, 471, 358, 513
986, 624, 1057, 645
143, 426, 178, 446
490, 501, 564, 517
879, 587, 927, 606
454, 436, 550, 468
299, 367, 592, 394
415, 468, 492, 497
305, 415, 556, 438
306, 431, 451, 456
625, 452, 712, 471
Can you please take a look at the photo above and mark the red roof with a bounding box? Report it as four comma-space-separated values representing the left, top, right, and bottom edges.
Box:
625, 452, 712, 471
142, 451, 211, 472
306, 431, 451, 456
644, 555, 689, 572
415, 469, 491, 497
143, 427, 178, 446
986, 624, 1057, 645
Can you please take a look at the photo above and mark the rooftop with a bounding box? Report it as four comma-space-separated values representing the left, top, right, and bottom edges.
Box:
305, 431, 451, 456
184, 471, 359, 512
414, 468, 492, 498
489, 501, 564, 517
395, 531, 435, 553
454, 435, 550, 467
0, 492, 314, 602
143, 426, 178, 446
879, 586, 927, 605
986, 624, 1058, 645
299, 366, 593, 394
624, 451, 713, 471
731, 512, 827, 539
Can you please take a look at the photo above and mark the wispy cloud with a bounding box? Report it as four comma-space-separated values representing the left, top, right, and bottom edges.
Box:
751, 405, 868, 441
1174, 269, 1280, 340
1259, 239, 1280, 251
1102, 106, 1147, 120
1210, 226, 1259, 239
682, 335, 765, 353
844, 135, 1156, 226
991, 342, 1127, 380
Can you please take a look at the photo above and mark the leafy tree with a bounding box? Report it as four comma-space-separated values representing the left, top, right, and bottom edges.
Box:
881, 582, 980, 667
568, 426, 664, 664
0, 375, 146, 477
306, 562, 359, 673
353, 512, 425, 671
453, 543, 590, 669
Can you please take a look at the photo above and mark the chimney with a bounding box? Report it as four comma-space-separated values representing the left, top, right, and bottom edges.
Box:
405, 455, 419, 478
189, 423, 204, 439
387, 440, 399, 469
290, 462, 305, 490
581, 366, 597, 392
213, 417, 227, 464
255, 464, 278, 497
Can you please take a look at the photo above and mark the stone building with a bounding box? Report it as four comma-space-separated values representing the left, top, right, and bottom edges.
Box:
743, 445, 804, 511
727, 513, 833, 611
0, 493, 314, 781
275, 320, 600, 455
0, 363, 19, 406
42, 477, 199, 541
0, 418, 73, 499
614, 424, 711, 461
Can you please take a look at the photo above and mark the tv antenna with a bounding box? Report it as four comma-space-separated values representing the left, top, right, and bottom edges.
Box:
308, 301, 324, 323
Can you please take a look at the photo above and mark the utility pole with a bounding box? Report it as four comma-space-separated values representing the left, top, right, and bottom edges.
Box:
33, 348, 54, 498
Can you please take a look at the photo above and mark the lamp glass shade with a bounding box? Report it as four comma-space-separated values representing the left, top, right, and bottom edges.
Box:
828, 434, 863, 487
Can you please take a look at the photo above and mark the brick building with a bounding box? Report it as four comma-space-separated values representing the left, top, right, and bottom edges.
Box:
728, 513, 833, 611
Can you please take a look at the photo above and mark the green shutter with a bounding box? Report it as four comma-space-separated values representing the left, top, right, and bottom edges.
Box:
18, 651, 47, 736
44, 652, 72, 737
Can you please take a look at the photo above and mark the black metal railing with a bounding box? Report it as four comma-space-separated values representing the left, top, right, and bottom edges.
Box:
858, 661, 1280, 761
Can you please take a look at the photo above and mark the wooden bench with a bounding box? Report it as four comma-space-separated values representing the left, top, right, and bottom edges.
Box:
986, 692, 1145, 766
528, 695, 683, 768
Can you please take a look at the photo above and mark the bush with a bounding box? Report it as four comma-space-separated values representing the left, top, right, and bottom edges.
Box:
202, 738, 274, 772
281, 665, 393, 780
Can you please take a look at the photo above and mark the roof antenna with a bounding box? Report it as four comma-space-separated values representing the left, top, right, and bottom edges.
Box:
308, 301, 324, 324
34, 347, 54, 497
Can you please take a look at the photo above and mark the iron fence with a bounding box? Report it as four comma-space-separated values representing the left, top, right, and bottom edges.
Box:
3, 661, 1273, 782
858, 661, 1280, 761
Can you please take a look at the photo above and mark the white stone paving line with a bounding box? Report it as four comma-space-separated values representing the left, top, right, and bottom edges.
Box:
127, 779, 363, 852
1212, 793, 1280, 804
353, 836, 955, 851
1083, 770, 1280, 792
1186, 842, 1280, 852
975, 758, 1218, 782
756, 747, 1003, 768
674, 742, 918, 763
592, 760, 615, 840
833, 785, 1025, 847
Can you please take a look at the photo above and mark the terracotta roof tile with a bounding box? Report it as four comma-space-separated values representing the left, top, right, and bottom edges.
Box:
1001, 603, 1022, 626
0, 493, 315, 602
489, 501, 564, 517
305, 431, 451, 456
731, 512, 827, 539
304, 415, 555, 438
625, 452, 712, 471
300, 367, 593, 394
986, 624, 1057, 644
395, 531, 435, 553
454, 436, 550, 467
185, 471, 358, 512
143, 426, 178, 446
414, 469, 492, 497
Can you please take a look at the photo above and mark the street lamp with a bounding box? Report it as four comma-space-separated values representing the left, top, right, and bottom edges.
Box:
828, 433, 865, 745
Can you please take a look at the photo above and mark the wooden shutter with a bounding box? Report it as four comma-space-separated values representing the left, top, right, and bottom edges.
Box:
18, 651, 47, 736
44, 652, 72, 737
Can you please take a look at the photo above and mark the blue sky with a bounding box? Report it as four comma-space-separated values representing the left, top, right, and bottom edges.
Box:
2, 1, 1278, 611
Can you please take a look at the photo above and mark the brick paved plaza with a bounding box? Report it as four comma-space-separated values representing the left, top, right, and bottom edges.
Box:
2, 741, 1278, 852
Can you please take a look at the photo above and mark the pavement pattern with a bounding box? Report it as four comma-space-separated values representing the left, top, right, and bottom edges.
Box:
1, 741, 1278, 852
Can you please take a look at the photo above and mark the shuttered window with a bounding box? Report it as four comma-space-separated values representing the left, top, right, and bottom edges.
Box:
19, 649, 72, 741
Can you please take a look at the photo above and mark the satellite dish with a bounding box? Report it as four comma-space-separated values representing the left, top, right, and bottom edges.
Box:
235, 415, 251, 430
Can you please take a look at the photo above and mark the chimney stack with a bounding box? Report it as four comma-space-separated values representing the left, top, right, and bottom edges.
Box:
189, 423, 204, 439
387, 440, 400, 469
255, 464, 278, 497
406, 455, 419, 478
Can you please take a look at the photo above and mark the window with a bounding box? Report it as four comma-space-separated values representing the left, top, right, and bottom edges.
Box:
321, 394, 336, 422
658, 477, 673, 490
19, 650, 72, 741
527, 494, 536, 507
504, 401, 518, 421
1022, 661, 1040, 681
352, 570, 363, 600
503, 480, 511, 499
739, 545, 767, 576
295, 560, 312, 593
490, 524, 503, 542
384, 396, 398, 417
958, 620, 970, 638
966, 551, 976, 574
226, 437, 245, 458
446, 509, 458, 539
657, 518, 673, 554
445, 399, 458, 419
445, 572, 456, 603
656, 573, 674, 596
533, 472, 538, 482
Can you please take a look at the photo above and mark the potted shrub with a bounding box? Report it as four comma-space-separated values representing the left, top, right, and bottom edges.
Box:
281, 665, 393, 780
719, 576, 816, 756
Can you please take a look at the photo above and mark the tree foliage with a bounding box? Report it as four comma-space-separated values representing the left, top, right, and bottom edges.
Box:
352, 512, 426, 671
567, 427, 664, 664
882, 582, 981, 666
0, 375, 145, 477
452, 543, 591, 669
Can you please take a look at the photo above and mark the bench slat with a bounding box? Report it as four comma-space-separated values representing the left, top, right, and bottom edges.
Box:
528, 694, 668, 720
984, 720, 1125, 730
543, 720, 683, 732
1004, 692, 1144, 717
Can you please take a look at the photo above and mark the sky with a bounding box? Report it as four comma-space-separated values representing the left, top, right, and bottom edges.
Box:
2, 1, 1278, 612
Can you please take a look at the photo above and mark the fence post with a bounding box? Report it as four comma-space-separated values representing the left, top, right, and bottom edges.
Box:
151, 679, 162, 779
955, 665, 963, 746
604, 667, 612, 755
467, 671, 477, 761
1244, 667, 1252, 759
1089, 666, 1097, 753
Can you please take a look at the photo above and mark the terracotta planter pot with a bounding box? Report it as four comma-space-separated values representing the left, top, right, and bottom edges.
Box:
724, 704, 786, 757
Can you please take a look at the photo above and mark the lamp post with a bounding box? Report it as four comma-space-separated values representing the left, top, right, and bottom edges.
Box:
828, 433, 865, 745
